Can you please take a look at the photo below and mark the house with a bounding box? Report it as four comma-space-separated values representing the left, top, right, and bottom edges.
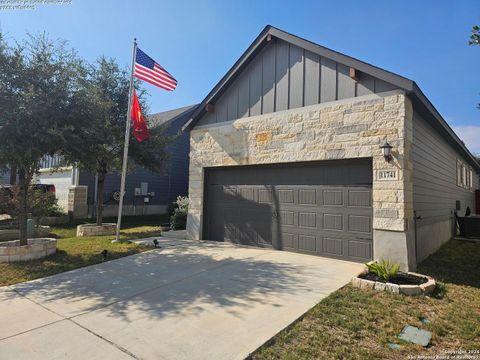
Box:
0, 170, 10, 185
36, 104, 196, 217
183, 25, 480, 270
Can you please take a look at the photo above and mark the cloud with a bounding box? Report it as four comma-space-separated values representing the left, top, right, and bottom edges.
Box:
453, 126, 480, 155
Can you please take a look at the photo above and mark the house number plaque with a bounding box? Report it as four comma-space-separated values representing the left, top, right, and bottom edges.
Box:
377, 170, 397, 181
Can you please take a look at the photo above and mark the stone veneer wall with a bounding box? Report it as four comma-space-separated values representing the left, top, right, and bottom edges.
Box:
76, 223, 117, 237
0, 238, 57, 262
68, 185, 88, 219
187, 90, 415, 269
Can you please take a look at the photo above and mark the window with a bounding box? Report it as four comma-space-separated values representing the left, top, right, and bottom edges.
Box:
456, 160, 475, 191
469, 169, 474, 191
457, 161, 462, 186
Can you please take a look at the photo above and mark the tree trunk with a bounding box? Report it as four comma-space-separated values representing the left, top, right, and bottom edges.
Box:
96, 172, 105, 226
17, 169, 29, 246
9, 166, 17, 185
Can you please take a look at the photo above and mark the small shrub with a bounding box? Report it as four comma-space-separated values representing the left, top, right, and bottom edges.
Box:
170, 196, 188, 230
30, 190, 66, 220
0, 187, 65, 224
167, 200, 178, 218
367, 259, 400, 281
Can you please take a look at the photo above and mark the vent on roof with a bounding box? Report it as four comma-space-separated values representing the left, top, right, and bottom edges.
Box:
205, 103, 215, 113
349, 67, 359, 82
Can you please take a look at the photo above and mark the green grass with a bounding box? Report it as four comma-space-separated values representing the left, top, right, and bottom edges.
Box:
251, 240, 480, 360
0, 215, 167, 287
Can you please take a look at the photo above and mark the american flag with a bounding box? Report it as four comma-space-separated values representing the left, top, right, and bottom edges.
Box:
134, 48, 177, 91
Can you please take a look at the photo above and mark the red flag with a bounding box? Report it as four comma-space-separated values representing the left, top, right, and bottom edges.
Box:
131, 89, 150, 142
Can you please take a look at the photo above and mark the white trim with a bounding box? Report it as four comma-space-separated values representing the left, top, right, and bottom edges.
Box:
74, 167, 80, 186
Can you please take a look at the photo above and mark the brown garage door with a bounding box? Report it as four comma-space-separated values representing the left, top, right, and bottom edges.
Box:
203, 159, 373, 262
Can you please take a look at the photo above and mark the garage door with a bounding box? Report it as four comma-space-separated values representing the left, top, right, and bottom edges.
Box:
203, 159, 373, 262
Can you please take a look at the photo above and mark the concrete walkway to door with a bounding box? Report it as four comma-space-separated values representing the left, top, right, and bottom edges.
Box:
0, 238, 363, 360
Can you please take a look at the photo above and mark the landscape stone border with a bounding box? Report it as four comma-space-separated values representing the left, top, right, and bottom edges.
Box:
0, 238, 57, 262
76, 223, 116, 237
351, 270, 436, 296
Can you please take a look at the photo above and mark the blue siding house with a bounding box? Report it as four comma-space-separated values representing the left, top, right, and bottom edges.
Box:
35, 104, 197, 217
0, 170, 10, 184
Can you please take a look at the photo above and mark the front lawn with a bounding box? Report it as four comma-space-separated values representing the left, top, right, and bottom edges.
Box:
252, 239, 480, 360
0, 215, 166, 287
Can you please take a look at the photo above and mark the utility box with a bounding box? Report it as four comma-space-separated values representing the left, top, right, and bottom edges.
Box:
140, 182, 148, 196
455, 200, 461, 211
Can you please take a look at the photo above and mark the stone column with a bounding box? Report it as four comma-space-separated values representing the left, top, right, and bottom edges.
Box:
68, 185, 88, 219
186, 154, 204, 240
372, 94, 415, 270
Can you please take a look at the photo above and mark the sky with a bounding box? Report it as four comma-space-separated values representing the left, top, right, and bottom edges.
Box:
1, 0, 479, 153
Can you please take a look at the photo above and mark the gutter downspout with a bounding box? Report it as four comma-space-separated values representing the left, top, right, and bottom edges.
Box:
413, 210, 421, 264
71, 166, 80, 186
71, 167, 75, 186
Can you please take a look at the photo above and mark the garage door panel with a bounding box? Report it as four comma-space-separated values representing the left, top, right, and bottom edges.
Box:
223, 208, 238, 242
279, 210, 296, 226
298, 189, 317, 205
348, 189, 371, 207
278, 189, 295, 204
204, 159, 372, 262
323, 190, 344, 206
223, 186, 237, 199
258, 188, 274, 203
238, 187, 255, 201
298, 234, 317, 252
323, 237, 345, 257
322, 213, 344, 231
348, 240, 372, 259
348, 215, 372, 234
280, 233, 297, 249
298, 212, 317, 228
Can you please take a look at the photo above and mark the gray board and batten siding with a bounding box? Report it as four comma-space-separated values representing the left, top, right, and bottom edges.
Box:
413, 111, 478, 224
412, 110, 479, 260
197, 38, 397, 126
204, 159, 373, 262
185, 26, 479, 176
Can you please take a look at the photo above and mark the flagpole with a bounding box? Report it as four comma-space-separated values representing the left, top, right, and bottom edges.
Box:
114, 38, 137, 243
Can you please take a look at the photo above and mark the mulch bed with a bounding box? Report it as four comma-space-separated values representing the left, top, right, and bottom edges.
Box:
359, 271, 428, 285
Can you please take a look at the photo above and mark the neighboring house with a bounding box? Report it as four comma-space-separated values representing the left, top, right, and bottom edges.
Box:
36, 104, 196, 217
0, 170, 10, 184
183, 25, 480, 270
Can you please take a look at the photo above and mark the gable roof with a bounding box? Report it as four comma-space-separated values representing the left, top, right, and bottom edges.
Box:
149, 104, 198, 129
183, 25, 480, 172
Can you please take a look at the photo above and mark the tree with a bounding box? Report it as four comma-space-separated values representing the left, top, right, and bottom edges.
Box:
470, 25, 480, 109
0, 187, 61, 225
469, 25, 480, 46
0, 34, 84, 245
62, 57, 170, 226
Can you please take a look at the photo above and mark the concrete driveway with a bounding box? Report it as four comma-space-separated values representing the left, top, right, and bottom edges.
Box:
0, 238, 363, 360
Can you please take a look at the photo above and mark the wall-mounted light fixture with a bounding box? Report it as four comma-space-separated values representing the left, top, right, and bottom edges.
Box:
379, 141, 393, 162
